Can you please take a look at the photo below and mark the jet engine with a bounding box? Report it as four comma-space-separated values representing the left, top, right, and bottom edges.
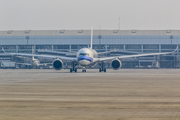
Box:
111, 59, 122, 70
53, 59, 63, 70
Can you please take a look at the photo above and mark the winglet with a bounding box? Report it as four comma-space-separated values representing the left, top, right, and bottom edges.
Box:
173, 46, 178, 53
2, 47, 6, 53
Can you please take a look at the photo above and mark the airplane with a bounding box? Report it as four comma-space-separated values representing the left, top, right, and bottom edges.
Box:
31, 56, 44, 69
31, 47, 50, 69
29, 46, 41, 68
2, 27, 178, 73
14, 47, 50, 69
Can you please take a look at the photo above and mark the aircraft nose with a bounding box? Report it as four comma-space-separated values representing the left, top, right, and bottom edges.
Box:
79, 60, 90, 66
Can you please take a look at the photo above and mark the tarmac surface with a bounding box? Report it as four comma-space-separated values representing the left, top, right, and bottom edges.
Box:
0, 69, 180, 120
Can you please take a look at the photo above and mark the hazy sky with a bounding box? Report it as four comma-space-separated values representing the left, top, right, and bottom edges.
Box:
0, 0, 180, 30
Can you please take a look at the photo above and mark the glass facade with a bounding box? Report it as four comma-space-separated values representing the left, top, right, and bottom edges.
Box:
93, 45, 106, 49
0, 34, 179, 53
72, 45, 88, 49
53, 45, 69, 49
143, 45, 159, 49
125, 45, 141, 49
161, 45, 177, 49
108, 45, 123, 50
36, 45, 52, 49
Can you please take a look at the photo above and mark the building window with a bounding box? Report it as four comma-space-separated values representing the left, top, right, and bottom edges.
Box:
93, 45, 106, 49
71, 45, 88, 49
54, 45, 69, 49
125, 45, 141, 49
18, 45, 32, 49
108, 45, 123, 49
143, 45, 159, 49
143, 50, 159, 53
161, 45, 177, 49
36, 45, 52, 49
0, 45, 16, 49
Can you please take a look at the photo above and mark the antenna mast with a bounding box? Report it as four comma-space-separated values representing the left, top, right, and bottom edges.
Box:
118, 17, 120, 30
90, 26, 93, 49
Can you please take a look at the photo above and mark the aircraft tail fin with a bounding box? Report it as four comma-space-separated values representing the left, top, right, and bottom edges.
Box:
2, 47, 6, 53
90, 26, 93, 49
32, 46, 35, 60
173, 46, 178, 53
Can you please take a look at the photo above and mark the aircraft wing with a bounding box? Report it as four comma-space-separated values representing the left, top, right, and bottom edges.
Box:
38, 49, 77, 55
39, 63, 52, 66
16, 63, 31, 66
94, 48, 178, 62
97, 49, 141, 55
97, 50, 119, 54
8, 53, 77, 61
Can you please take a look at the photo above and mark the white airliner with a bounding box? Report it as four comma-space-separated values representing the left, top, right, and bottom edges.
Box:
31, 47, 49, 69
15, 47, 48, 69
2, 27, 177, 73
31, 46, 41, 68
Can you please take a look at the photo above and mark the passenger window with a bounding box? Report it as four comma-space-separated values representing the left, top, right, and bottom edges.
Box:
79, 53, 89, 56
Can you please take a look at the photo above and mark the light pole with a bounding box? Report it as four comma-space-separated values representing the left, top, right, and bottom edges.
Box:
98, 35, 102, 50
26, 36, 29, 53
170, 35, 173, 51
118, 17, 120, 30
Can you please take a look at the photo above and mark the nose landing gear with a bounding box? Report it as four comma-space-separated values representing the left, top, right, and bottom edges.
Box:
82, 67, 86, 73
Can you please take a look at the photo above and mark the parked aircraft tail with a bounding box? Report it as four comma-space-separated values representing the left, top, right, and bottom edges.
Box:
2, 47, 6, 53
90, 26, 93, 49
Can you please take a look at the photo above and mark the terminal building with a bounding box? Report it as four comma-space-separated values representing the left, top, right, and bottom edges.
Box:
0, 30, 180, 68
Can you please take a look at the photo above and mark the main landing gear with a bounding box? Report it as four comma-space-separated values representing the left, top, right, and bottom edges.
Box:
70, 68, 77, 73
99, 62, 106, 72
99, 68, 106, 72
70, 62, 77, 73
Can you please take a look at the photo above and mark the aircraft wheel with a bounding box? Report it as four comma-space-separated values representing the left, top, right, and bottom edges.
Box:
104, 69, 106, 72
75, 68, 77, 73
99, 69, 102, 72
25, 65, 28, 69
70, 69, 72, 73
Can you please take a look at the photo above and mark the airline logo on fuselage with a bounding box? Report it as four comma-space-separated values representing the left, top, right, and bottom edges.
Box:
77, 56, 93, 62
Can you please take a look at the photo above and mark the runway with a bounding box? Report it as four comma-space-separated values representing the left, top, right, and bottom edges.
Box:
0, 69, 180, 120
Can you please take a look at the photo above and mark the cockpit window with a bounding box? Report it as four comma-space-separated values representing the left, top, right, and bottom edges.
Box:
79, 53, 89, 56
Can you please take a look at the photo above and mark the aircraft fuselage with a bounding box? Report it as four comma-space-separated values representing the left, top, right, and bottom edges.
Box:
77, 48, 98, 66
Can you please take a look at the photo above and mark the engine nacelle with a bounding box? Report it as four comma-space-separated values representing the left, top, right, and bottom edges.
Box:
111, 59, 122, 70
53, 59, 63, 70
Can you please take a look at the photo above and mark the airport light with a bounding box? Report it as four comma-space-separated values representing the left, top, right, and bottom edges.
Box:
119, 17, 120, 30
98, 35, 102, 50
170, 35, 173, 51
26, 36, 29, 53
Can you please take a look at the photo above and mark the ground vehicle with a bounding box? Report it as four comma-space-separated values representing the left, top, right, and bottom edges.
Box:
0, 61, 16, 69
